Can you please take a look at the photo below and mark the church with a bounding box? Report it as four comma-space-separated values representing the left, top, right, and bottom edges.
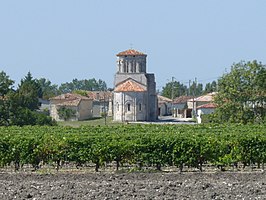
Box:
113, 49, 158, 122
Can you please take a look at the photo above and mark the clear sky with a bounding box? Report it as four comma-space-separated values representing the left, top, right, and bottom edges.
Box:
1, 0, 266, 91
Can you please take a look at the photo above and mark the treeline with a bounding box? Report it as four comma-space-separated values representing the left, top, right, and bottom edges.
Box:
161, 79, 217, 99
0, 124, 265, 172
0, 71, 108, 126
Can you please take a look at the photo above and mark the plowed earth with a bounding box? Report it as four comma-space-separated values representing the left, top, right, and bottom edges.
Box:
0, 172, 265, 199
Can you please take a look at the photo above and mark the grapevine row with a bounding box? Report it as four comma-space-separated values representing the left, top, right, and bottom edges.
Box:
0, 124, 265, 172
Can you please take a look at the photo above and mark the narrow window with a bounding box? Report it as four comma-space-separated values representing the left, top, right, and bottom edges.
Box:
116, 103, 119, 111
139, 103, 142, 111
127, 104, 131, 112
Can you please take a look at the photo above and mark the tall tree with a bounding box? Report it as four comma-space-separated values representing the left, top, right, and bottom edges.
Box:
214, 60, 266, 123
0, 71, 15, 125
0, 71, 14, 97
17, 72, 42, 111
37, 78, 58, 99
204, 80, 217, 94
189, 81, 203, 96
161, 81, 188, 99
59, 78, 107, 93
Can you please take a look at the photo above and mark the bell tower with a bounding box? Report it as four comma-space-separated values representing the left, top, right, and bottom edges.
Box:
116, 49, 147, 74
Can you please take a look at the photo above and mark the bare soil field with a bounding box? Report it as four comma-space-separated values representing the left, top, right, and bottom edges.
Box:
0, 172, 265, 199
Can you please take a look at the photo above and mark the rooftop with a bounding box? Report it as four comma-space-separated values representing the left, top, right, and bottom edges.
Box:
189, 92, 217, 102
50, 93, 90, 101
197, 103, 217, 109
116, 49, 146, 56
86, 91, 113, 101
173, 96, 193, 104
50, 93, 91, 106
158, 95, 172, 103
114, 80, 146, 92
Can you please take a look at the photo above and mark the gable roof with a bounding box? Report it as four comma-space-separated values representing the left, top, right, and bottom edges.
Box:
158, 95, 172, 103
189, 92, 217, 102
114, 80, 146, 92
173, 96, 193, 104
50, 93, 91, 106
116, 49, 146, 56
86, 91, 113, 101
197, 103, 217, 109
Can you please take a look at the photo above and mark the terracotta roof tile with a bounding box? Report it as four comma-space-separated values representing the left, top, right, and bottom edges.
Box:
116, 49, 146, 56
50, 93, 90, 100
86, 91, 113, 101
188, 92, 217, 102
57, 99, 81, 107
197, 103, 217, 109
50, 93, 91, 106
173, 96, 193, 104
114, 80, 146, 92
158, 95, 172, 103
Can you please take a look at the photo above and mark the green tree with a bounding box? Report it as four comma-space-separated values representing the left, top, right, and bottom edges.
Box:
189, 81, 203, 96
37, 78, 58, 100
0, 71, 14, 97
17, 72, 42, 111
0, 71, 15, 125
59, 78, 107, 93
57, 106, 76, 121
161, 81, 188, 99
214, 60, 266, 124
204, 81, 217, 94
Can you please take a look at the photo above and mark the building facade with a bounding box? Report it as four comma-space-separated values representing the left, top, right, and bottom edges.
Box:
50, 93, 93, 121
113, 49, 157, 122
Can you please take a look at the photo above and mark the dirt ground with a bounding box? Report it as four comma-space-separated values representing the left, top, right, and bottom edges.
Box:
0, 172, 265, 199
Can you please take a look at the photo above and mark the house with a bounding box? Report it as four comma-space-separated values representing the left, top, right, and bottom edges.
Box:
50, 93, 93, 121
157, 95, 172, 116
86, 91, 113, 118
187, 92, 217, 117
196, 103, 217, 123
113, 49, 158, 122
172, 96, 193, 118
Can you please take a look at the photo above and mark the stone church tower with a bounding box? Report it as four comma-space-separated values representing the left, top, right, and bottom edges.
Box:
113, 49, 157, 121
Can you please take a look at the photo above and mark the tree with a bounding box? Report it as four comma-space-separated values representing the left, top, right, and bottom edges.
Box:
0, 71, 14, 97
204, 81, 217, 94
214, 60, 266, 124
189, 81, 203, 96
57, 106, 76, 121
37, 78, 59, 99
161, 81, 188, 99
59, 78, 107, 93
0, 71, 15, 125
17, 72, 42, 111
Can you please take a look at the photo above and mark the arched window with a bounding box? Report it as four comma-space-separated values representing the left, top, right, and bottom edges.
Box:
127, 103, 131, 112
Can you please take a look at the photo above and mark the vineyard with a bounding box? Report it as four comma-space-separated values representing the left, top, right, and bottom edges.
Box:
0, 124, 265, 172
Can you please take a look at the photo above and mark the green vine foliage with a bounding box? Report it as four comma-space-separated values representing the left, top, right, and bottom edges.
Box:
0, 124, 265, 172
57, 106, 76, 121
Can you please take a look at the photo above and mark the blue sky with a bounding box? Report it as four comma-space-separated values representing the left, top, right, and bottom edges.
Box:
1, 0, 266, 91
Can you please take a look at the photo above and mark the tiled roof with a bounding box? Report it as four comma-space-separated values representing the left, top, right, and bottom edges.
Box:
50, 93, 91, 106
50, 93, 90, 100
114, 80, 146, 92
173, 96, 193, 104
116, 49, 146, 56
189, 92, 217, 102
86, 91, 113, 101
197, 103, 217, 109
158, 95, 172, 103
57, 99, 81, 107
